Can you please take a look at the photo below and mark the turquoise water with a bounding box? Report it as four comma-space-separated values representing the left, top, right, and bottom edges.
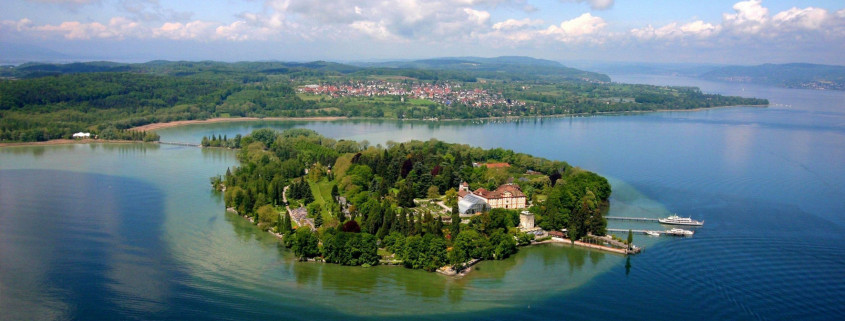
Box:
2, 75, 844, 320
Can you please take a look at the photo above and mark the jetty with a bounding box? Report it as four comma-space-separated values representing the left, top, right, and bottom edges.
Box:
607, 228, 694, 236
605, 216, 659, 222
159, 141, 201, 147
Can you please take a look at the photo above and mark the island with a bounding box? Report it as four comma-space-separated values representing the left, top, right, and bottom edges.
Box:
1, 57, 768, 144
211, 128, 625, 274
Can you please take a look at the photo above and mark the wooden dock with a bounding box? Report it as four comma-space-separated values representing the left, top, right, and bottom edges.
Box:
605, 216, 659, 222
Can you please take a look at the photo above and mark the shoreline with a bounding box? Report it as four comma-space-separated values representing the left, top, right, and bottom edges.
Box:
128, 116, 347, 131
0, 139, 146, 148
126, 104, 768, 132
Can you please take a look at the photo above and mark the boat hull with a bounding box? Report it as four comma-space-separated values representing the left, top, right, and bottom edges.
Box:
658, 220, 703, 226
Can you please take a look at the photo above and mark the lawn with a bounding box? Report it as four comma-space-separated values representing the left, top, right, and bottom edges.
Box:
308, 178, 336, 220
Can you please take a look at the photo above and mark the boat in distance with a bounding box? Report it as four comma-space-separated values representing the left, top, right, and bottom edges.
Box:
658, 214, 704, 226
665, 228, 694, 236
646, 230, 661, 237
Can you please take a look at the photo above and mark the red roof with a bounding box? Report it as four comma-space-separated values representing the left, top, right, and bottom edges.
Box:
484, 162, 510, 168
473, 184, 524, 200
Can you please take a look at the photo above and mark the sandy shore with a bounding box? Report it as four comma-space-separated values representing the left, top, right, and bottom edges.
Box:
129, 116, 348, 132
0, 139, 143, 148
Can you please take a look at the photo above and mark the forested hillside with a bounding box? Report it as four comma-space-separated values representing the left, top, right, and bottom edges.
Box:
1, 58, 768, 142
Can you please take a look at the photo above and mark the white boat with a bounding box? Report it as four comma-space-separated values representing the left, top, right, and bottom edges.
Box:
645, 230, 661, 237
658, 214, 703, 226
665, 228, 694, 236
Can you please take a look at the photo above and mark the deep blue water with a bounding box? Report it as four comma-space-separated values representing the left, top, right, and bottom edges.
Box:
2, 75, 844, 320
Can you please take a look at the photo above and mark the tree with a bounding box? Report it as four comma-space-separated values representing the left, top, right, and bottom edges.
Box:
444, 188, 458, 207
289, 228, 319, 260
426, 185, 440, 199
280, 212, 293, 234
397, 181, 415, 208
627, 229, 633, 250
449, 230, 491, 270
307, 202, 322, 219
450, 203, 461, 238
314, 211, 324, 228
341, 220, 361, 233
257, 204, 278, 225
331, 184, 339, 199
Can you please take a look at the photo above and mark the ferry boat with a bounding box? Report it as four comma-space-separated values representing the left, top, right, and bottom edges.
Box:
665, 228, 694, 236
658, 214, 703, 226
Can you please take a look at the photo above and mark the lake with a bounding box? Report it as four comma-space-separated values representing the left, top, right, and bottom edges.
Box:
1, 75, 843, 320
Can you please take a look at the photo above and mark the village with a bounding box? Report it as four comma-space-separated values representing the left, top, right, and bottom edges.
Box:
298, 80, 527, 109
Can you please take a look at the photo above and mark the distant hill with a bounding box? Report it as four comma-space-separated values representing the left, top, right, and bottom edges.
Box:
567, 61, 724, 77
700, 63, 845, 90
353, 56, 610, 83
1, 57, 610, 83
0, 43, 76, 64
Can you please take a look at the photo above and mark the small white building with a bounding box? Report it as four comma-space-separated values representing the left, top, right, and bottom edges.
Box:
519, 211, 535, 229
72, 132, 91, 139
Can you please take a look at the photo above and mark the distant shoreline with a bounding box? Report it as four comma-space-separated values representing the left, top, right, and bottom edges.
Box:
1, 105, 766, 148
128, 104, 767, 132
128, 117, 347, 131
0, 139, 143, 148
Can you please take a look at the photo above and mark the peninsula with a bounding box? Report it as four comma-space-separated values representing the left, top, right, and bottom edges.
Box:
212, 128, 621, 273
1, 58, 768, 144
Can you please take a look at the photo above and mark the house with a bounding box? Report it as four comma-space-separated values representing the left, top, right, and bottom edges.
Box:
549, 230, 566, 239
472, 184, 526, 210
456, 182, 527, 214
72, 132, 91, 139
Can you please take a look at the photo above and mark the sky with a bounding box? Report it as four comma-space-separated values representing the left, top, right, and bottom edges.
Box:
1, 0, 844, 65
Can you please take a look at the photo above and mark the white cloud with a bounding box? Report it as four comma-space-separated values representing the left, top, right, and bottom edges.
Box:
722, 0, 769, 35
631, 20, 720, 41
772, 7, 830, 31
464, 8, 491, 26
152, 20, 216, 40
31, 17, 141, 40
560, 0, 614, 10
492, 18, 543, 31
1, 18, 34, 32
350, 20, 401, 41
543, 13, 607, 43
632, 0, 845, 43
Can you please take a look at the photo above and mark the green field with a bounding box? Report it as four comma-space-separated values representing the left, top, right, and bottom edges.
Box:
308, 178, 336, 222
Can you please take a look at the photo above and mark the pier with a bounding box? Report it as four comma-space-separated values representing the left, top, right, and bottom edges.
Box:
605, 216, 659, 222
607, 228, 662, 235
607, 228, 694, 236
159, 141, 201, 147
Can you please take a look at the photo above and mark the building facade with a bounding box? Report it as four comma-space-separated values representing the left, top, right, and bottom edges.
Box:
457, 182, 527, 214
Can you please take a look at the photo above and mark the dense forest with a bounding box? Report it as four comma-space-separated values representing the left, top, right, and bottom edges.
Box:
214, 128, 611, 271
1, 58, 768, 142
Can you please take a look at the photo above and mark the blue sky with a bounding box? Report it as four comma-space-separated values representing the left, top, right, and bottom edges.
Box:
2, 0, 844, 65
